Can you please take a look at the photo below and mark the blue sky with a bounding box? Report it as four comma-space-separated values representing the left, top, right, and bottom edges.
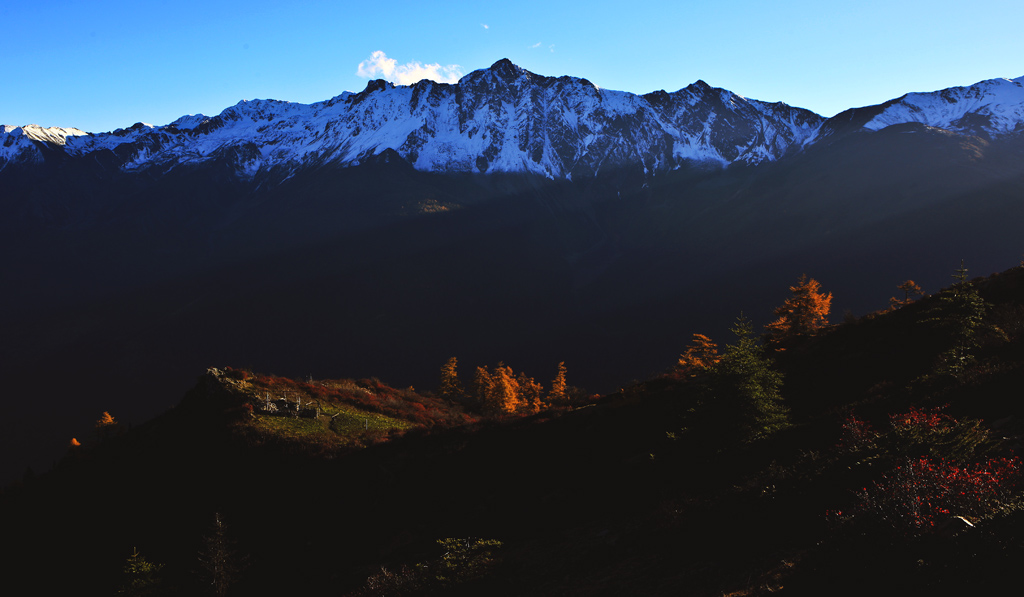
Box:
3, 0, 1022, 133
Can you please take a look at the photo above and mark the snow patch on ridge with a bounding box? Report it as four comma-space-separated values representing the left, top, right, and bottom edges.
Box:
865, 76, 1024, 135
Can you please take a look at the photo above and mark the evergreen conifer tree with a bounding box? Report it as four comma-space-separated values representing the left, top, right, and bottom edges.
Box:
926, 260, 996, 375
708, 316, 790, 443
198, 513, 243, 597
118, 548, 165, 596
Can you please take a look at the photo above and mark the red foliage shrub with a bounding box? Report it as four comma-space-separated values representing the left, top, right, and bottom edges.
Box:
838, 412, 876, 452
224, 366, 250, 380
890, 406, 952, 431
853, 456, 1020, 534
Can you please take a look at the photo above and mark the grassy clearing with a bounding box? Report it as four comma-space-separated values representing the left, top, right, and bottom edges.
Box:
223, 369, 471, 452
246, 402, 412, 450
325, 404, 413, 436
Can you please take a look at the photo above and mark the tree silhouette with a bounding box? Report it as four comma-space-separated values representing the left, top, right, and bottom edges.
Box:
765, 275, 832, 343
890, 280, 924, 310
118, 548, 165, 596
925, 260, 998, 376
438, 357, 465, 402
198, 513, 243, 597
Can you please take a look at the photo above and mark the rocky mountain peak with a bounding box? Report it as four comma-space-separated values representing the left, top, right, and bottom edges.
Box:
4, 64, 1024, 181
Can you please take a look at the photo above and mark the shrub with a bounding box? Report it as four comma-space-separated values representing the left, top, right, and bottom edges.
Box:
837, 412, 877, 453
881, 406, 995, 463
348, 538, 502, 596
852, 456, 1020, 534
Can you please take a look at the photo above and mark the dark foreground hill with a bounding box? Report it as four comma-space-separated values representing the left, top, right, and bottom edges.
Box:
4, 124, 1024, 487
4, 264, 1024, 596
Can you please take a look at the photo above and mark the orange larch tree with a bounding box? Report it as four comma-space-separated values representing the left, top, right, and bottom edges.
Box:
890, 280, 924, 310
95, 411, 120, 442
438, 357, 465, 402
675, 333, 720, 376
765, 275, 832, 342
548, 361, 568, 403
488, 364, 522, 415
516, 371, 545, 414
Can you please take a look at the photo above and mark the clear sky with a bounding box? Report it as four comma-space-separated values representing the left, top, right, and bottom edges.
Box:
3, 0, 1022, 134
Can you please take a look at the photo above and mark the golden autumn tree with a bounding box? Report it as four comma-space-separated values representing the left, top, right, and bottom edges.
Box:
95, 411, 120, 442
472, 366, 493, 410
548, 361, 568, 403
487, 364, 522, 415
471, 363, 545, 415
675, 333, 720, 376
438, 357, 465, 402
765, 275, 832, 343
890, 280, 924, 310
517, 371, 545, 414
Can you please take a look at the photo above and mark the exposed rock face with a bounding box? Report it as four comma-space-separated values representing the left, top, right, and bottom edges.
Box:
0, 60, 825, 180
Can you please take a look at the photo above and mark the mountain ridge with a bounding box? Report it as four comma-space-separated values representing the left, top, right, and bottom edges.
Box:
23, 60, 1024, 181
3, 62, 1021, 183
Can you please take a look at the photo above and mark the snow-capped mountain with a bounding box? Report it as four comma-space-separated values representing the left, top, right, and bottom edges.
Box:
2, 61, 1022, 182
1, 59, 822, 180
864, 75, 1024, 137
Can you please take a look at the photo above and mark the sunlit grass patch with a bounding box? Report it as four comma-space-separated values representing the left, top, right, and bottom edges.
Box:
251, 414, 334, 442
245, 401, 413, 451
327, 406, 412, 437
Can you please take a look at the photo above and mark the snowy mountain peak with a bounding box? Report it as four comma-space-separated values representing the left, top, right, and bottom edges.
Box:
169, 114, 210, 130
4, 124, 88, 145
486, 57, 524, 79
4, 63, 1024, 181
864, 75, 1024, 137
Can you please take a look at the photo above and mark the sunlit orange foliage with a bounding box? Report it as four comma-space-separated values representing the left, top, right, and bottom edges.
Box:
96, 411, 116, 427
765, 275, 832, 341
69, 437, 81, 448
438, 357, 465, 402
472, 363, 549, 415
517, 372, 545, 414
676, 334, 720, 376
890, 280, 924, 310
548, 362, 568, 403
489, 365, 523, 414
95, 411, 119, 442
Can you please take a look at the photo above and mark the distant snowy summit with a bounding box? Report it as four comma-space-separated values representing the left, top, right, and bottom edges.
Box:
865, 75, 1024, 136
2, 61, 1023, 179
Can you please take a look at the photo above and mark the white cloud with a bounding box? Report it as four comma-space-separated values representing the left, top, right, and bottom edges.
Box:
530, 42, 542, 48
356, 51, 463, 85
481, 23, 489, 29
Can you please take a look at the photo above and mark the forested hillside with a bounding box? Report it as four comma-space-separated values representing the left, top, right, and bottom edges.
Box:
4, 262, 1024, 595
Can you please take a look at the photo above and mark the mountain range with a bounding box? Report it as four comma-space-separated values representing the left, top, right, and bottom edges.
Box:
2, 60, 1024, 484
4, 59, 1023, 181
